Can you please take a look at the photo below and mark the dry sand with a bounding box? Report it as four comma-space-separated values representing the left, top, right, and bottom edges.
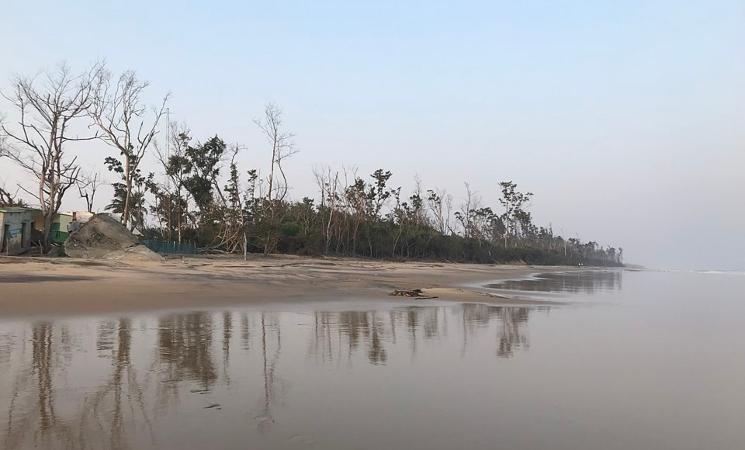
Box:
0, 255, 577, 317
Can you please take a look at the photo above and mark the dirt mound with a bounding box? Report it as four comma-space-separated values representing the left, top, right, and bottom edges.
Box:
64, 214, 161, 262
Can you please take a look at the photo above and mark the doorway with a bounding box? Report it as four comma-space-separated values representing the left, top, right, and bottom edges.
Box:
1, 224, 9, 253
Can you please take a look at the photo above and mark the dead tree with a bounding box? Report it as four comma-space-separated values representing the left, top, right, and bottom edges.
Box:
253, 103, 296, 254
77, 171, 104, 213
253, 103, 296, 202
0, 186, 24, 207
313, 166, 340, 254
0, 63, 98, 249
427, 188, 449, 235
90, 69, 168, 228
455, 182, 479, 239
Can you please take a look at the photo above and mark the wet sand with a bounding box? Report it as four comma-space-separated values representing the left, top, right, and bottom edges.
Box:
0, 255, 576, 317
2, 265, 741, 450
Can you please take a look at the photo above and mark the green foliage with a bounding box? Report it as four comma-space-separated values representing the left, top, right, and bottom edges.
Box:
182, 136, 226, 214
104, 155, 151, 232
138, 144, 621, 266
280, 222, 301, 237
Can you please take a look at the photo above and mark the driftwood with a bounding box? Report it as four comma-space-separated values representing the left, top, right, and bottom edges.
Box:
390, 289, 438, 300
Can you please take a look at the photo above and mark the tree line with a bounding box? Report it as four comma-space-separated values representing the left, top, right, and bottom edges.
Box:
0, 63, 622, 266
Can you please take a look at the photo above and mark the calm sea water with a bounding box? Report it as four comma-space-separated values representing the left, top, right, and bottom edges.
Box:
0, 269, 743, 450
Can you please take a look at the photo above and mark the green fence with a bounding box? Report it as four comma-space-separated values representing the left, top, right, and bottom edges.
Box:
141, 239, 197, 255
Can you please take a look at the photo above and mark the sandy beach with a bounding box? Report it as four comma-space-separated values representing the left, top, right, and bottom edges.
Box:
0, 255, 576, 317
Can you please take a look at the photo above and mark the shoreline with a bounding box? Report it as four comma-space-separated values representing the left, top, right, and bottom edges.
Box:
0, 255, 593, 318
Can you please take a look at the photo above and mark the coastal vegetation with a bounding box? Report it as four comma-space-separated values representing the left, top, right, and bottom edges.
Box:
0, 63, 621, 266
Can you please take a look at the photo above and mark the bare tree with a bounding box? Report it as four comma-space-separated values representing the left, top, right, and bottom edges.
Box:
253, 103, 296, 202
0, 186, 24, 207
253, 103, 296, 254
426, 188, 451, 235
443, 192, 454, 235
411, 176, 427, 226
0, 63, 98, 249
77, 171, 104, 213
0, 135, 18, 207
455, 182, 481, 239
457, 183, 472, 238
89, 69, 169, 228
313, 166, 340, 254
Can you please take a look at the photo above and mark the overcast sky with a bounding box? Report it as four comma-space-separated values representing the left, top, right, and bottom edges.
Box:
1, 0, 743, 270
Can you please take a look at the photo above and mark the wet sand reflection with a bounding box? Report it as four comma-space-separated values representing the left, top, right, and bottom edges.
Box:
0, 271, 623, 449
488, 270, 622, 294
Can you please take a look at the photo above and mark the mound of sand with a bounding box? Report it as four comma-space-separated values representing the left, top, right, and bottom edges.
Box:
64, 214, 161, 262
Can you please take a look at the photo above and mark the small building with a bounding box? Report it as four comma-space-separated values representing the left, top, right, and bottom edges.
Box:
0, 207, 35, 255
32, 211, 74, 244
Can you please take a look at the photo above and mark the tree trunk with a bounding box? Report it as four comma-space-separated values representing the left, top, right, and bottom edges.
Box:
123, 158, 132, 227
42, 212, 53, 252
267, 142, 276, 202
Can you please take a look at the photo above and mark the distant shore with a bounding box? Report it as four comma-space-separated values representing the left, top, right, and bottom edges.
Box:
0, 255, 590, 318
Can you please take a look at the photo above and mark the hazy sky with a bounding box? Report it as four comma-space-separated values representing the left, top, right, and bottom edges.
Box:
1, 0, 743, 270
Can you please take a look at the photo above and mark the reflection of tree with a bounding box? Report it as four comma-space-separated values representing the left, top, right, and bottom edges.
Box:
240, 313, 251, 350
111, 319, 132, 448
0, 302, 542, 448
257, 313, 281, 433
4, 322, 76, 449
407, 308, 418, 357
152, 312, 218, 425
158, 313, 217, 389
308, 304, 538, 365
222, 312, 232, 385
311, 312, 337, 363
311, 311, 388, 365
461, 304, 532, 357
495, 308, 530, 357
341, 311, 368, 353
367, 313, 387, 365
82, 318, 152, 450
33, 323, 55, 431
0, 314, 235, 448
421, 307, 441, 339
97, 320, 117, 352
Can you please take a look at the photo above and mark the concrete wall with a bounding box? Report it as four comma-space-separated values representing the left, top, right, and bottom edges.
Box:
58, 213, 73, 231
0, 210, 35, 255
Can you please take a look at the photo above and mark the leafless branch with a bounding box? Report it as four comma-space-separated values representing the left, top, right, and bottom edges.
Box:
89, 68, 169, 226
0, 62, 99, 248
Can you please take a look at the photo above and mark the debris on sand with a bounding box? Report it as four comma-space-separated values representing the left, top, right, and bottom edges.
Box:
390, 288, 438, 300
64, 214, 162, 262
